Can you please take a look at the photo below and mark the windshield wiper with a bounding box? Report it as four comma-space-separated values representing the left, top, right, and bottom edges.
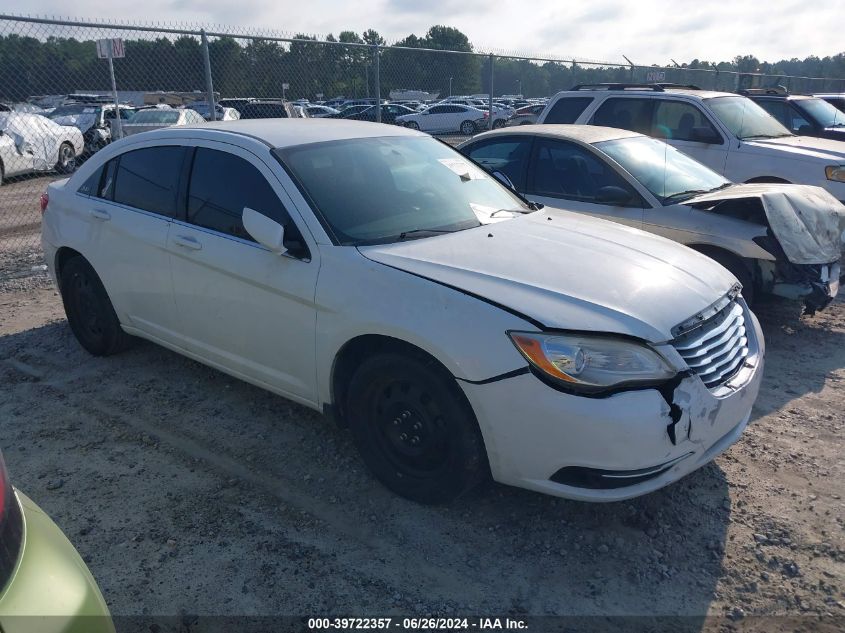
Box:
397, 228, 461, 241
489, 208, 534, 216
663, 189, 710, 202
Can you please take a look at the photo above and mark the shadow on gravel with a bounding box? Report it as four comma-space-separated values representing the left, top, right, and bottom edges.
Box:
750, 296, 845, 421
0, 319, 734, 625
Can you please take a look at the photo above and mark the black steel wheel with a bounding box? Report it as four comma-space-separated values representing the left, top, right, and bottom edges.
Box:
346, 353, 488, 504
60, 256, 132, 356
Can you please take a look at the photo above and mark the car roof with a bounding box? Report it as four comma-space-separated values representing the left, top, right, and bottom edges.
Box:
555, 87, 731, 100
469, 124, 642, 144
146, 118, 426, 147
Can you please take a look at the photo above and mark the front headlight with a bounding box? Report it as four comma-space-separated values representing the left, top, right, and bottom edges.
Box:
508, 331, 676, 393
825, 165, 845, 183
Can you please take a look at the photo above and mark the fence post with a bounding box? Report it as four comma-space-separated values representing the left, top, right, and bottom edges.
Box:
489, 53, 494, 130
201, 29, 216, 121
373, 44, 381, 122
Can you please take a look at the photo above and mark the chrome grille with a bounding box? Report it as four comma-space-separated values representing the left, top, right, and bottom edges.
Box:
672, 301, 749, 389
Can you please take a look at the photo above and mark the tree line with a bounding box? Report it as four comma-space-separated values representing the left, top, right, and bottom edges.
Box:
1, 24, 844, 102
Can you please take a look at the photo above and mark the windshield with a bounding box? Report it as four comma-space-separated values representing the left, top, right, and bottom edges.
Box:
707, 96, 792, 139
129, 110, 180, 124
276, 136, 531, 245
795, 98, 845, 128
597, 135, 730, 204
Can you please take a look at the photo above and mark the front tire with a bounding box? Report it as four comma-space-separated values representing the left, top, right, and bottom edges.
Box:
696, 248, 756, 306
405, 121, 420, 130
55, 142, 77, 174
492, 119, 506, 129
346, 353, 488, 504
60, 257, 133, 356
459, 120, 476, 135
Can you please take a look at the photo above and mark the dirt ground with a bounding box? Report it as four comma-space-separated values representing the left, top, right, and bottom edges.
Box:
0, 244, 843, 632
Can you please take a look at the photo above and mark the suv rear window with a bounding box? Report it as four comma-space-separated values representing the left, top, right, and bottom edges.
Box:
543, 97, 593, 124
590, 98, 654, 134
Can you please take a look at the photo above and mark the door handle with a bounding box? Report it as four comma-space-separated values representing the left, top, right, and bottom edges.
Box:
90, 208, 111, 221
173, 235, 202, 251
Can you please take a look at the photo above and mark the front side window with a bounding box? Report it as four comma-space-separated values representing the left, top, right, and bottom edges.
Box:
795, 98, 845, 128
544, 97, 593, 124
652, 100, 721, 143
706, 96, 792, 140
462, 138, 532, 190
277, 136, 531, 245
755, 100, 790, 127
597, 135, 730, 204
187, 148, 290, 240
590, 98, 654, 134
112, 146, 185, 216
528, 139, 640, 206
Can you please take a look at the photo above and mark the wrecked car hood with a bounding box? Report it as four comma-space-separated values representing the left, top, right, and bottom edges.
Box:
360, 211, 737, 343
49, 113, 97, 132
687, 183, 845, 264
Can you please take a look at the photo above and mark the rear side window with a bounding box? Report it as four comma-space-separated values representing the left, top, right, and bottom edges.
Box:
462, 137, 532, 190
591, 98, 654, 134
543, 97, 593, 124
187, 148, 290, 240
112, 147, 186, 216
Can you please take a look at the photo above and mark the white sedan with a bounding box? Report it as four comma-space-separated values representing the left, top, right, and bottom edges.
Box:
396, 104, 488, 135
41, 119, 763, 504
0, 112, 83, 184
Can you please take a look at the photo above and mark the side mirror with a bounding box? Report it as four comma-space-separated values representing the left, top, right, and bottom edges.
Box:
243, 207, 287, 254
691, 126, 722, 144
595, 185, 634, 206
491, 170, 515, 190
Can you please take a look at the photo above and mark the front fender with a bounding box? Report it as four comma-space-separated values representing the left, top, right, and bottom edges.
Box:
313, 246, 532, 407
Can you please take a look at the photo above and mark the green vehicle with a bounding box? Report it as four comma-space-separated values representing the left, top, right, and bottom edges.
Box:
0, 450, 114, 633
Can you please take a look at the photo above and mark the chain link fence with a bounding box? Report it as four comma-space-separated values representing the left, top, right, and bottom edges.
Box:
2, 14, 845, 262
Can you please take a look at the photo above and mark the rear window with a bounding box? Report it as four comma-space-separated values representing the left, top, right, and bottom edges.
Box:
129, 110, 180, 125
112, 146, 186, 216
543, 97, 593, 124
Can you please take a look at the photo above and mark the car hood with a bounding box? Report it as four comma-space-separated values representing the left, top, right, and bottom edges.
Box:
359, 211, 737, 343
687, 183, 845, 264
744, 134, 845, 161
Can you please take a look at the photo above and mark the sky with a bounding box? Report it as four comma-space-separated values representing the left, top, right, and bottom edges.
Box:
3, 0, 841, 64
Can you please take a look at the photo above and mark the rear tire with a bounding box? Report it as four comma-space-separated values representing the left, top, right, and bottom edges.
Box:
460, 120, 476, 135
492, 119, 506, 129
55, 142, 76, 174
346, 353, 488, 504
60, 257, 133, 356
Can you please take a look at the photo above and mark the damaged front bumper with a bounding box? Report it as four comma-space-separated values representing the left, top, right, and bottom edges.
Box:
459, 306, 764, 502
769, 260, 841, 314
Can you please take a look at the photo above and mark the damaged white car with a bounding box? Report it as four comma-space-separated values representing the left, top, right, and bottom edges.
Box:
42, 120, 764, 503
0, 112, 83, 184
460, 125, 845, 313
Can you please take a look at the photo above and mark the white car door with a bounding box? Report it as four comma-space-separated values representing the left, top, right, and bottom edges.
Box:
524, 137, 645, 227
75, 144, 183, 342
166, 141, 320, 404
419, 105, 449, 132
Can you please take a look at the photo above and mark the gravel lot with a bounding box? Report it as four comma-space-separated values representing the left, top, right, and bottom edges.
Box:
0, 234, 843, 631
